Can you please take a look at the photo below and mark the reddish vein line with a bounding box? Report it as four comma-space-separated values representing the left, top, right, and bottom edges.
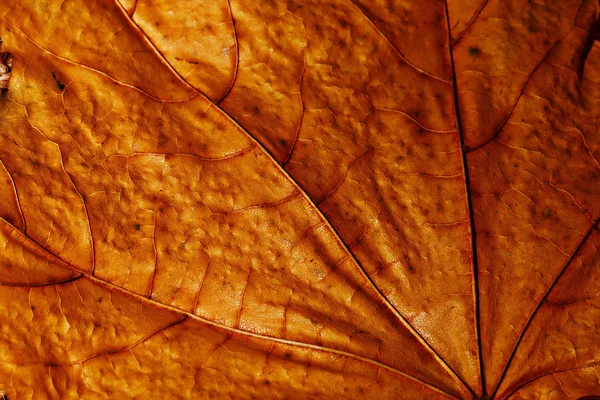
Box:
0, 157, 26, 232
105, 145, 256, 162
128, 0, 139, 17
216, 0, 239, 104
9, 25, 197, 103
282, 42, 307, 167
451, 0, 490, 45
3, 316, 187, 367
444, 0, 484, 397
19, 105, 96, 274
69, 316, 188, 366
503, 359, 600, 398
466, 23, 578, 154
0, 275, 82, 287
346, 0, 451, 82
490, 219, 600, 399
113, 1, 205, 98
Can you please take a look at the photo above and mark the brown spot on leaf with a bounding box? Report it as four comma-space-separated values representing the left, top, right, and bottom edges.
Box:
468, 47, 481, 56
51, 71, 65, 91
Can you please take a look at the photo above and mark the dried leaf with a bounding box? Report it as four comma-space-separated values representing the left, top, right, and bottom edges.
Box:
1, 0, 600, 398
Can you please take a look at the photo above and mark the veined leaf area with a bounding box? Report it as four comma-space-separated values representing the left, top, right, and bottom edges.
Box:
1, 0, 600, 398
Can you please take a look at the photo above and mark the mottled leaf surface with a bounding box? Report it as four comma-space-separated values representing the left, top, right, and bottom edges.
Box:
1, 0, 599, 398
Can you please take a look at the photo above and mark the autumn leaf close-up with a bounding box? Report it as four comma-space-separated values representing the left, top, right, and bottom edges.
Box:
1, 0, 600, 398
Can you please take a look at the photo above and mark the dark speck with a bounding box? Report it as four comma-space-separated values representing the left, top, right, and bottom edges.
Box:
134, 223, 141, 231
284, 352, 292, 359
468, 47, 481, 56
51, 71, 65, 91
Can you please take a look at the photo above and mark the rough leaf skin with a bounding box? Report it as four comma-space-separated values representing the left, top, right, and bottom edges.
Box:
0, 0, 599, 399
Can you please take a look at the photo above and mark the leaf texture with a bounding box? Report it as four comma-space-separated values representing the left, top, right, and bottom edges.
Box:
1, 0, 600, 399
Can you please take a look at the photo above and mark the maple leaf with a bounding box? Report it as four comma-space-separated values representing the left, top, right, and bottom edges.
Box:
1, 0, 600, 398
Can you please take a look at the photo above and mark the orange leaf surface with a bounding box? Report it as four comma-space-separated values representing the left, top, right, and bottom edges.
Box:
1, 0, 600, 398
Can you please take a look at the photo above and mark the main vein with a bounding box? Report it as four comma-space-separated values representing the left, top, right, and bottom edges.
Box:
443, 1, 485, 398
